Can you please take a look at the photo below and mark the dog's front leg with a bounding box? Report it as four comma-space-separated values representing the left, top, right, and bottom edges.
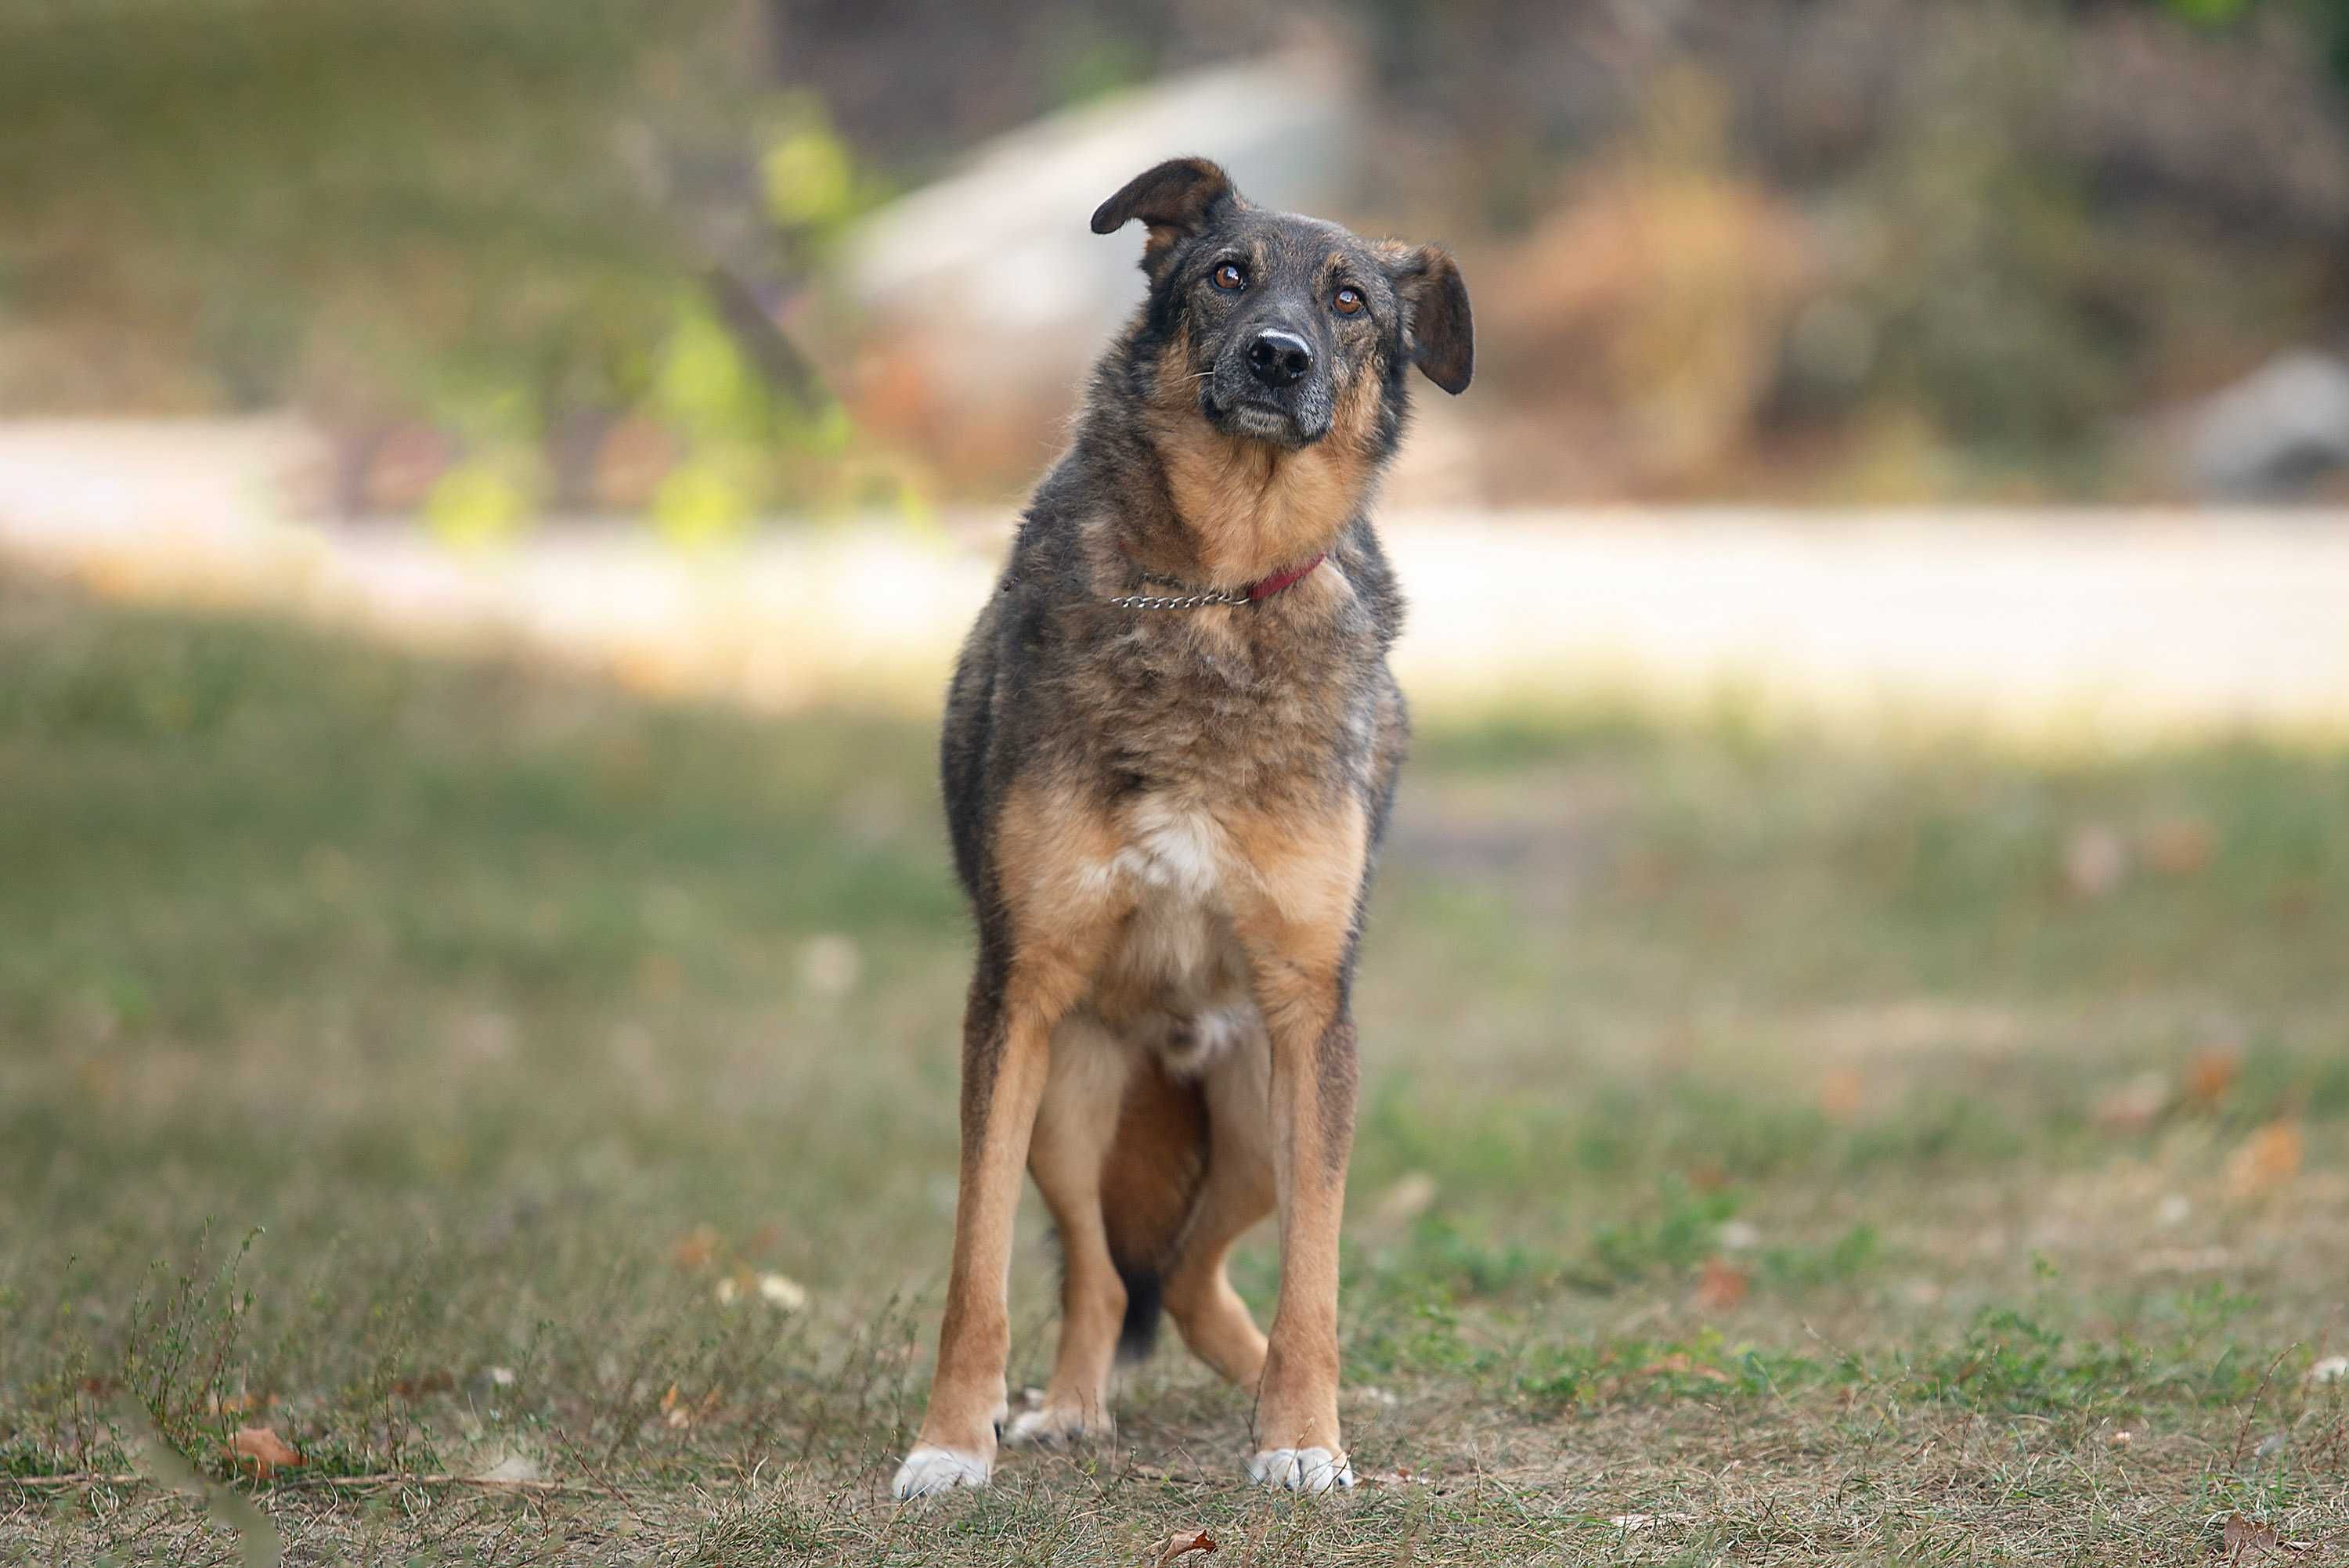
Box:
1230, 807, 1367, 1494
892, 955, 1075, 1499
896, 782, 1130, 1501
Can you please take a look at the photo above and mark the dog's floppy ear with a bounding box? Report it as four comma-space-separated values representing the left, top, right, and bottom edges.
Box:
1091, 157, 1238, 262
1387, 243, 1474, 395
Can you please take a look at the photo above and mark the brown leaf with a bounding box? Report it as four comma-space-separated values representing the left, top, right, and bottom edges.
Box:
2217, 1511, 2308, 1559
670, 1224, 720, 1270
1694, 1257, 1749, 1312
228, 1426, 301, 1476
1638, 1353, 1732, 1383
1145, 1527, 1218, 1564
2142, 816, 2217, 877
2226, 1121, 2304, 1199
2183, 1047, 2240, 1110
1684, 1159, 1730, 1193
1818, 1068, 1865, 1123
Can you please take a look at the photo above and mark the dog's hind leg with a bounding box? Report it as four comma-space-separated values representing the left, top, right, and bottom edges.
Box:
1163, 1026, 1275, 1387
1006, 1014, 1131, 1447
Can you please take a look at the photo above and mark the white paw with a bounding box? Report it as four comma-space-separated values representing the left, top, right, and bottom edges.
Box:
1005, 1404, 1110, 1447
1247, 1447, 1355, 1493
890, 1444, 990, 1500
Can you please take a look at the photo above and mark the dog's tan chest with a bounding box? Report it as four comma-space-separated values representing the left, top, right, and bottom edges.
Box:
1086, 795, 1258, 1076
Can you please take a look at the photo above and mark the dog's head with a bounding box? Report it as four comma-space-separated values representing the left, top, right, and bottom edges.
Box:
1092, 157, 1472, 453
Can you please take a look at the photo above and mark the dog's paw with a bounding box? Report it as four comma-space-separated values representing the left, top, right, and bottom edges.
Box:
890, 1444, 991, 1500
1247, 1447, 1355, 1493
1005, 1404, 1110, 1448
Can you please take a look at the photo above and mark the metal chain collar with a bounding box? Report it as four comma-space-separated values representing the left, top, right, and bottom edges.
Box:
1104, 585, 1253, 610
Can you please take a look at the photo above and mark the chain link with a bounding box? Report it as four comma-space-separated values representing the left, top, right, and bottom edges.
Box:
1104, 587, 1251, 610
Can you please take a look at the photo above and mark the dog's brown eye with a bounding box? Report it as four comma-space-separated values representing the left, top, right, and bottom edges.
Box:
1212, 262, 1247, 291
1333, 286, 1364, 316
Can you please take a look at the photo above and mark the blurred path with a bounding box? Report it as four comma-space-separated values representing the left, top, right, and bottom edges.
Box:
4, 420, 2347, 744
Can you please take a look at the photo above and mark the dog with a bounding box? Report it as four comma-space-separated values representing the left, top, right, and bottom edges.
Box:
892, 156, 1470, 1500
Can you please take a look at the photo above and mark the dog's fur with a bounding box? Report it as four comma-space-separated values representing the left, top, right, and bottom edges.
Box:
892, 157, 1471, 1499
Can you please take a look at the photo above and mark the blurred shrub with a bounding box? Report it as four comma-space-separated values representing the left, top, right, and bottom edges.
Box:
0, 0, 918, 524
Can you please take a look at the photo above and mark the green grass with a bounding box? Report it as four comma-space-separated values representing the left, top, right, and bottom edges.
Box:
2, 566, 2347, 1563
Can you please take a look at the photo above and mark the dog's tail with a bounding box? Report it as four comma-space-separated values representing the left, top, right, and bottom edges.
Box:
1100, 1055, 1210, 1362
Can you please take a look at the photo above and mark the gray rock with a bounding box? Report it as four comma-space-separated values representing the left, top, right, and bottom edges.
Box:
2186, 348, 2349, 496
841, 42, 1364, 417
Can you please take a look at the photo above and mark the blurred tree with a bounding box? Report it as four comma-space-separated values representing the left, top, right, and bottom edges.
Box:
0, 0, 847, 516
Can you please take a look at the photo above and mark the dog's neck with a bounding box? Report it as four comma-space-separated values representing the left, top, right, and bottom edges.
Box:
1122, 418, 1373, 591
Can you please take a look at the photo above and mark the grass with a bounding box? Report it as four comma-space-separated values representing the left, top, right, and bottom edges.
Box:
2, 563, 2346, 1563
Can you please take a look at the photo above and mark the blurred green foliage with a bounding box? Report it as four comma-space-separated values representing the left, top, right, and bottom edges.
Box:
0, 0, 911, 523
5, 0, 2348, 508
0, 0, 734, 398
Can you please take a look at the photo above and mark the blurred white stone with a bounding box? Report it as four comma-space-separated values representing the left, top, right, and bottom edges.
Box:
2064, 824, 2130, 899
476, 1450, 543, 1483
1372, 1171, 1438, 1224
797, 933, 862, 998
843, 39, 1364, 414
2185, 349, 2349, 496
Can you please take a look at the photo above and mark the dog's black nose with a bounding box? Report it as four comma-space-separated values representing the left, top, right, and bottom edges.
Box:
1245, 330, 1312, 389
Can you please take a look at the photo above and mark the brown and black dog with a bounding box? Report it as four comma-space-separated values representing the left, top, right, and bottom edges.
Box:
893, 157, 1470, 1499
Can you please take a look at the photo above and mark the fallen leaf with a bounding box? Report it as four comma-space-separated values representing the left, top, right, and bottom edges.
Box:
2184, 1047, 2240, 1109
2225, 1121, 2303, 1199
228, 1426, 301, 1476
1638, 1354, 1732, 1384
1684, 1159, 1730, 1192
2141, 815, 2217, 876
1144, 1527, 1217, 1563
672, 1224, 720, 1270
1819, 1068, 1865, 1123
1694, 1257, 1749, 1312
2216, 1511, 2310, 1559
2063, 823, 2130, 898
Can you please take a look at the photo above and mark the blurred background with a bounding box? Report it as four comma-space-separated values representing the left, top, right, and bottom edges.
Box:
10, 0, 2349, 513
5, 4, 2349, 1559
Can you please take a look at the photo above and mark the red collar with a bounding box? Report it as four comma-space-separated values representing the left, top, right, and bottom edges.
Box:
1105, 552, 1328, 610
1245, 552, 1326, 602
